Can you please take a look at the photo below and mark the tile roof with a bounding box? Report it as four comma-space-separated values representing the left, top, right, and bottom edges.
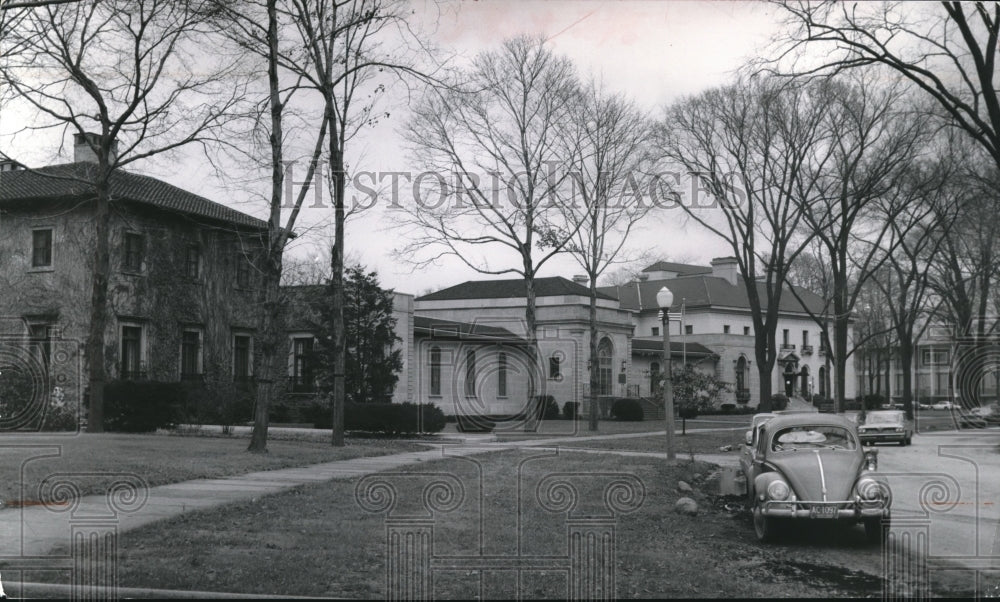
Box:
414, 316, 526, 343
416, 276, 616, 302
642, 261, 712, 276
0, 162, 268, 230
598, 276, 828, 315
631, 338, 717, 357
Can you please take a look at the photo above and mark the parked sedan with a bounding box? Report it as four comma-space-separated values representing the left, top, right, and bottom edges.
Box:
858, 410, 914, 446
931, 401, 956, 410
743, 413, 891, 543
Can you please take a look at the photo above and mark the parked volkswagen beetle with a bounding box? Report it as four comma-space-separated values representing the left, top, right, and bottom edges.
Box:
742, 413, 890, 543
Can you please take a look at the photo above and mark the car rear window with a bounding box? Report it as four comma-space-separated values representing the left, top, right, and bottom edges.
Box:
772, 426, 857, 451
866, 412, 903, 424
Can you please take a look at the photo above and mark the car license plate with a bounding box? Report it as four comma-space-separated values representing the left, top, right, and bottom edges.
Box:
810, 506, 838, 519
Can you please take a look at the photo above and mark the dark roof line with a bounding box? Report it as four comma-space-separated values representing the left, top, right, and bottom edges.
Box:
0, 162, 269, 231
417, 276, 616, 302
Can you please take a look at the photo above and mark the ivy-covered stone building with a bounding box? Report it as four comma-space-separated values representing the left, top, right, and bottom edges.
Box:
0, 134, 269, 400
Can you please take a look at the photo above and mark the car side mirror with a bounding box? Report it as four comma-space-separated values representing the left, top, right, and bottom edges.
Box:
745, 430, 753, 446
864, 447, 879, 471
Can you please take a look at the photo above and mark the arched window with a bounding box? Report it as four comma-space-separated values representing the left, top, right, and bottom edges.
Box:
736, 356, 747, 393
430, 346, 441, 396
819, 366, 827, 397
598, 338, 613, 396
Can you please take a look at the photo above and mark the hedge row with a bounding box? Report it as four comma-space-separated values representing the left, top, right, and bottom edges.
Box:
309, 402, 446, 435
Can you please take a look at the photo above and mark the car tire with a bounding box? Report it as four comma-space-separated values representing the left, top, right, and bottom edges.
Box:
864, 515, 890, 544
753, 504, 780, 543
904, 435, 912, 446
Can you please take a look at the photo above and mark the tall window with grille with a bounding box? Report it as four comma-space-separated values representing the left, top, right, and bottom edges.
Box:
429, 346, 442, 396
292, 337, 314, 392
120, 324, 144, 380
464, 348, 476, 397
29, 324, 52, 376
233, 334, 252, 381
235, 251, 253, 288
123, 232, 144, 272
32, 229, 52, 268
180, 329, 202, 380
498, 352, 507, 398
597, 338, 613, 396
185, 244, 201, 279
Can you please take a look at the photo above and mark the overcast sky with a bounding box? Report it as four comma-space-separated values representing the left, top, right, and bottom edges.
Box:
2, 0, 784, 296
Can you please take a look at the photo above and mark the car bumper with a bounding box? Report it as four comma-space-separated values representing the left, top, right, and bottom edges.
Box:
859, 433, 905, 443
760, 501, 888, 519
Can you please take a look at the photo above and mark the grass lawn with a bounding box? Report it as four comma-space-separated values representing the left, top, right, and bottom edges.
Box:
557, 429, 748, 456
29, 449, 904, 598
0, 432, 428, 505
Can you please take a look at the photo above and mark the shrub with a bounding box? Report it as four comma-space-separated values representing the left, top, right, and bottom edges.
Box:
861, 394, 884, 410
105, 380, 186, 433
611, 398, 644, 421
183, 381, 254, 433
344, 402, 446, 435
534, 395, 560, 420
270, 402, 292, 423
770, 393, 789, 411
312, 402, 446, 435
678, 405, 700, 419
562, 401, 580, 420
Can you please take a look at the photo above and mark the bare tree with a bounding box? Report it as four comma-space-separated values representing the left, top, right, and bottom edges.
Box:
794, 73, 931, 413
0, 0, 246, 432
209, 0, 329, 452
925, 142, 1000, 408
394, 35, 582, 419
771, 1, 1000, 172
559, 81, 653, 430
655, 75, 830, 411
286, 0, 435, 446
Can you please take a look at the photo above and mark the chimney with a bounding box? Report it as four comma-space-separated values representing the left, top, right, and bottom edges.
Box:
572, 275, 589, 284
73, 132, 118, 164
710, 256, 740, 286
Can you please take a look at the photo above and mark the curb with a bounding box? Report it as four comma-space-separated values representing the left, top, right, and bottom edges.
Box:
3, 581, 333, 599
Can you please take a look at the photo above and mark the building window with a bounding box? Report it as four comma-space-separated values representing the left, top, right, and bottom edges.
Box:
464, 348, 476, 397
123, 232, 144, 272
723, 325, 730, 334
743, 326, 750, 336
185, 244, 201, 279
549, 354, 562, 380
802, 330, 809, 346
498, 352, 507, 398
233, 333, 253, 381
598, 338, 613, 396
429, 346, 441, 396
31, 229, 53, 268
291, 337, 314, 392
649, 361, 660, 396
651, 326, 659, 336
235, 253, 254, 288
28, 323, 52, 369
782, 329, 790, 345
736, 356, 748, 399
923, 349, 949, 366
120, 323, 145, 380
180, 329, 203, 380
684, 325, 693, 335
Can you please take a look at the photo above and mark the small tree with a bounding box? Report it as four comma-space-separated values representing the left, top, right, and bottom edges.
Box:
670, 365, 730, 419
312, 266, 402, 404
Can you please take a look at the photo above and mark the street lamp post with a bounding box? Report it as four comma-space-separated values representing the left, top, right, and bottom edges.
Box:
657, 286, 676, 461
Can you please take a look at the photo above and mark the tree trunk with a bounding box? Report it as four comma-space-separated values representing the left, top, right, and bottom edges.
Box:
523, 272, 539, 430
248, 257, 283, 452
85, 165, 112, 433
899, 337, 914, 419
755, 326, 774, 412
330, 135, 346, 447
588, 275, 599, 431
247, 0, 285, 453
